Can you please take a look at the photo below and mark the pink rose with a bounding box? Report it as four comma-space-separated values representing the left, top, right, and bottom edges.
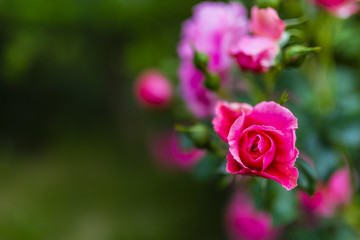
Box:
178, 2, 248, 118
150, 131, 206, 171
212, 101, 253, 142
178, 1, 248, 72
212, 101, 299, 190
311, 0, 359, 18
179, 61, 219, 118
134, 70, 173, 108
226, 192, 279, 240
250, 6, 286, 41
299, 168, 353, 217
230, 35, 280, 73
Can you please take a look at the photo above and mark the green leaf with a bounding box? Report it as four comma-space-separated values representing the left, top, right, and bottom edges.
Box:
268, 180, 298, 226
277, 89, 289, 106
296, 157, 318, 195
175, 123, 211, 149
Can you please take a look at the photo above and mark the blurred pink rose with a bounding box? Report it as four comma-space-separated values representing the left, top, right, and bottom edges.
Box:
299, 168, 353, 217
230, 36, 279, 73
134, 70, 173, 108
250, 6, 286, 41
150, 131, 206, 171
226, 192, 279, 240
311, 0, 359, 18
213, 101, 299, 190
179, 61, 219, 118
178, 1, 248, 72
178, 1, 248, 118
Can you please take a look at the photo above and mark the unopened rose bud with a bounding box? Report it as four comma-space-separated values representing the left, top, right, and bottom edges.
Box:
176, 123, 211, 149
193, 50, 209, 73
284, 45, 320, 67
134, 70, 173, 108
204, 72, 221, 91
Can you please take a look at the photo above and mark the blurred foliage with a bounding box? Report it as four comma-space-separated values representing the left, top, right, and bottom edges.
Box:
0, 0, 231, 239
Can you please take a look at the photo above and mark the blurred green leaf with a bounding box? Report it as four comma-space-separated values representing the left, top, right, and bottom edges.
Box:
296, 157, 318, 195
267, 180, 298, 226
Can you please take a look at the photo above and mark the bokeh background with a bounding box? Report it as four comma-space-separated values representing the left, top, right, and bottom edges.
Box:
0, 0, 229, 239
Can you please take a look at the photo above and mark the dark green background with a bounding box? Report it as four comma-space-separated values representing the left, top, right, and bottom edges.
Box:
0, 0, 229, 239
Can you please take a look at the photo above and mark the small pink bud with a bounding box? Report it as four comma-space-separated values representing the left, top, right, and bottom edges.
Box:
250, 6, 286, 41
230, 36, 279, 73
134, 70, 173, 108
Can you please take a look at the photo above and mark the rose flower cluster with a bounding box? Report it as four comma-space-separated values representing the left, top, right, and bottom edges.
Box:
134, 1, 357, 239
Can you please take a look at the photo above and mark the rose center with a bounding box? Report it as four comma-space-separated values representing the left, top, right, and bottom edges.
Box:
248, 135, 264, 158
250, 137, 260, 153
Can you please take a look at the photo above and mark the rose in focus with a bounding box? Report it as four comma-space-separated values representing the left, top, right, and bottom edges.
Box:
212, 101, 299, 190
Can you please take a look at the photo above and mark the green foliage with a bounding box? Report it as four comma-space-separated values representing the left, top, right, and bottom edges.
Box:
296, 158, 318, 195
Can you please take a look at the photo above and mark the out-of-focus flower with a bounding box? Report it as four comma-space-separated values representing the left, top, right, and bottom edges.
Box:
178, 1, 248, 118
250, 6, 286, 41
311, 0, 359, 18
231, 6, 285, 73
226, 192, 279, 240
178, 1, 248, 72
230, 36, 280, 73
212, 101, 299, 190
179, 61, 218, 118
150, 131, 206, 171
299, 168, 353, 217
134, 70, 173, 108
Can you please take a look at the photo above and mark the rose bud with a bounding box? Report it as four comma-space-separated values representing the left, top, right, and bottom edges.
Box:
212, 101, 299, 190
226, 192, 280, 240
250, 6, 286, 41
230, 36, 279, 73
310, 0, 359, 18
150, 131, 206, 171
299, 168, 353, 217
134, 70, 173, 108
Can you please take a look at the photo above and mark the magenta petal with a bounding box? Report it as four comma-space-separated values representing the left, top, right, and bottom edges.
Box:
262, 162, 299, 190
226, 152, 245, 173
250, 6, 286, 40
230, 36, 279, 73
228, 115, 246, 163
212, 101, 253, 142
245, 101, 298, 131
